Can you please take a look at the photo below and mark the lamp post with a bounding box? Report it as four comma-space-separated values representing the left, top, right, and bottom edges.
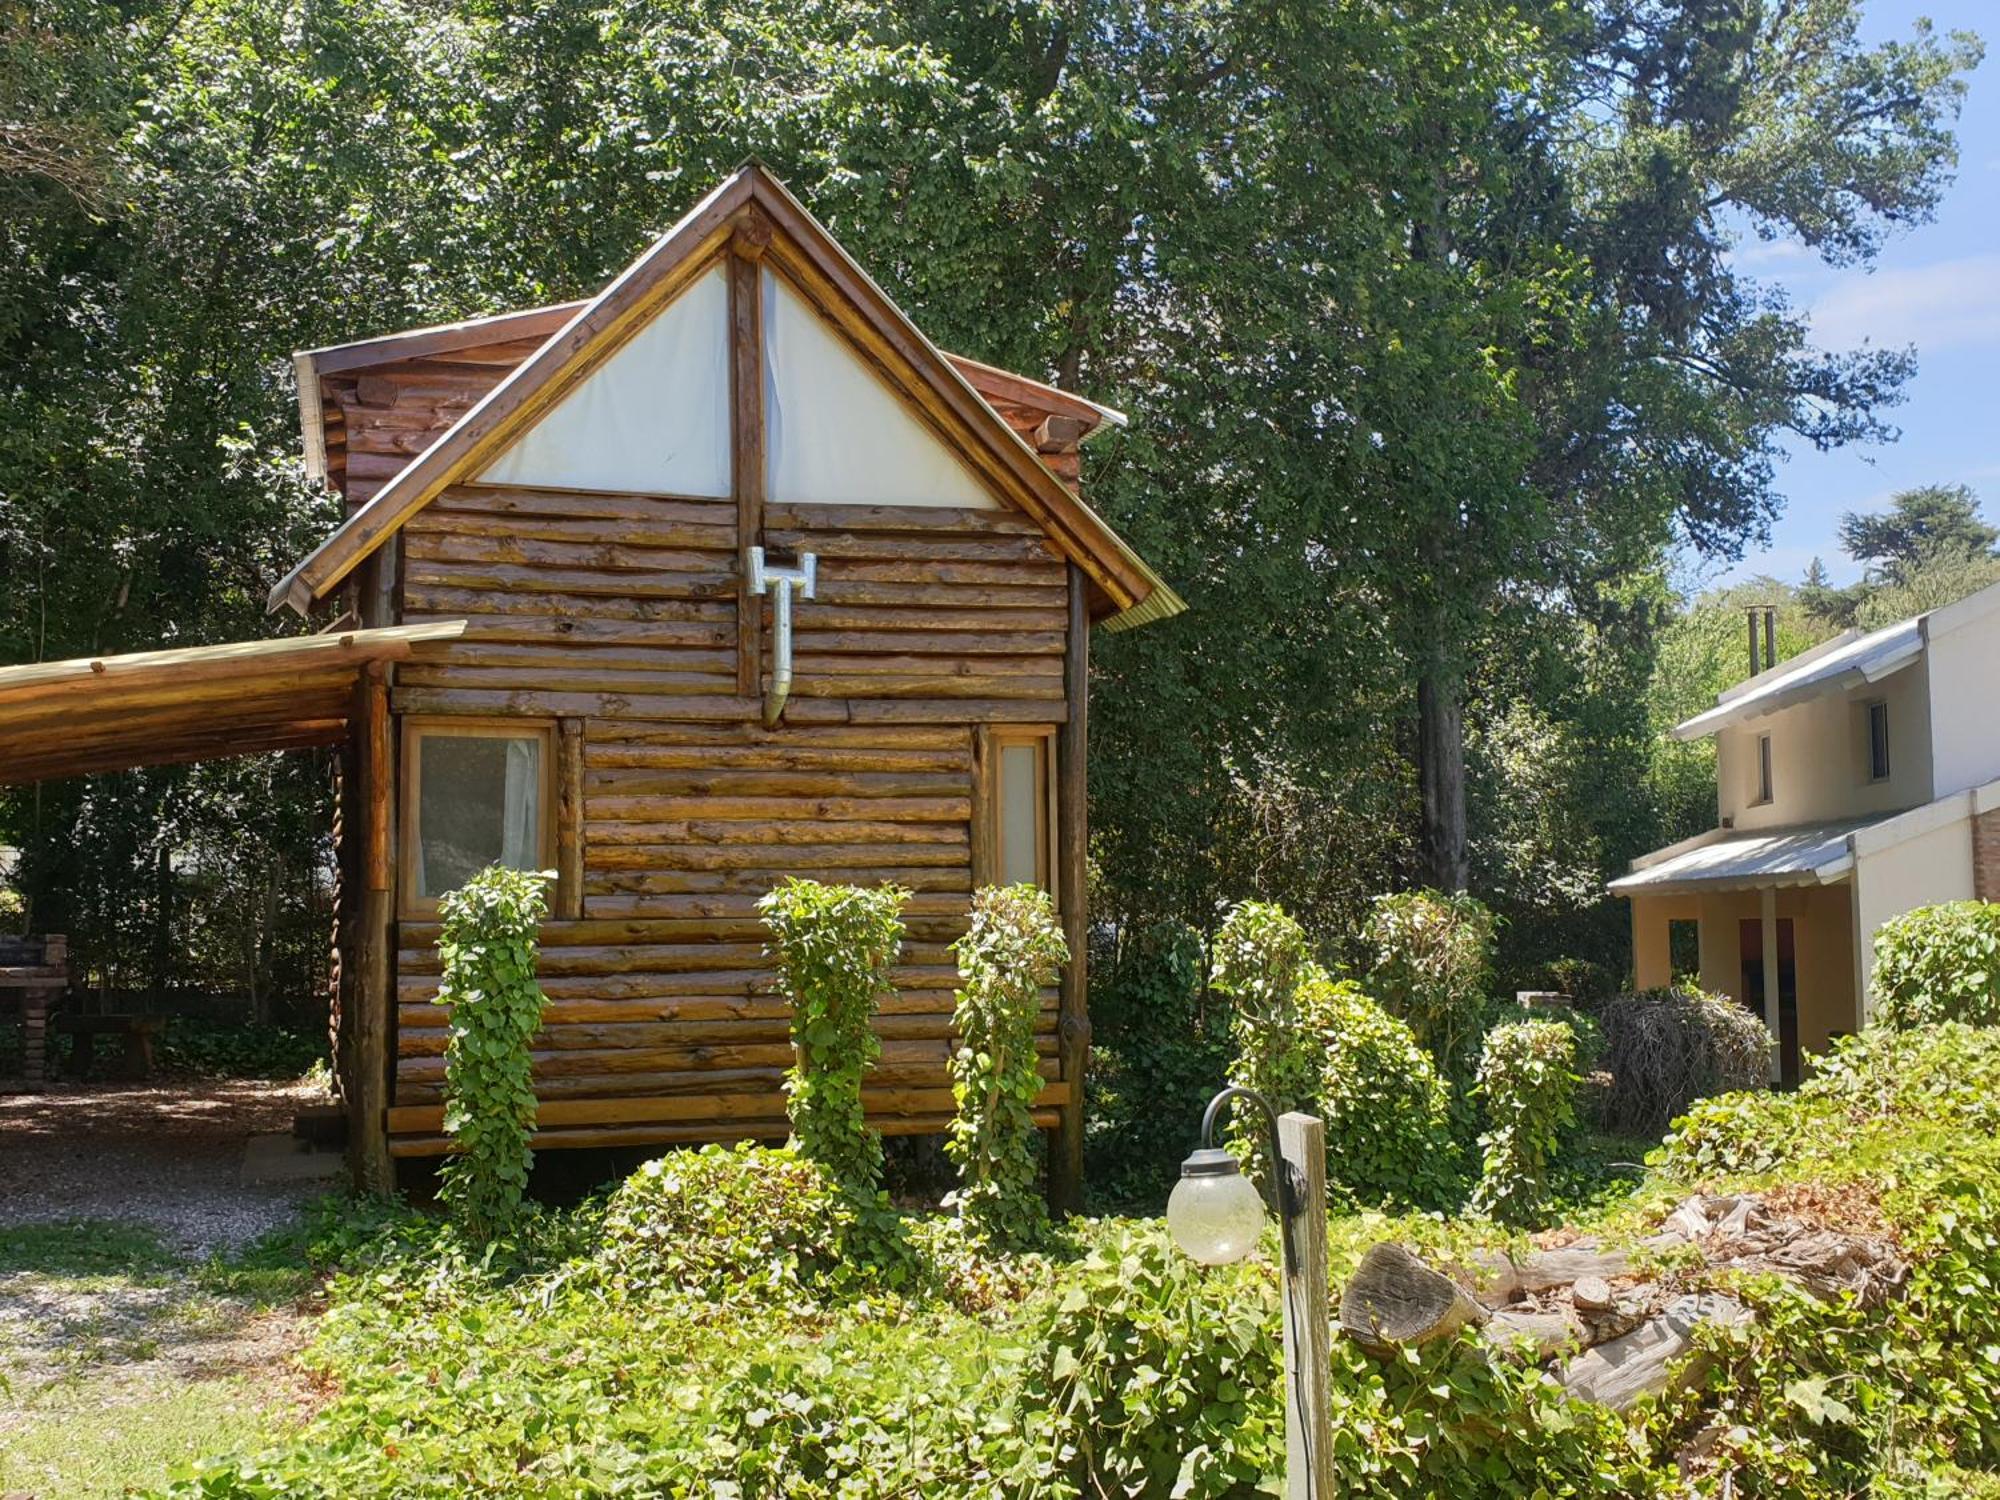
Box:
1167, 1087, 1333, 1500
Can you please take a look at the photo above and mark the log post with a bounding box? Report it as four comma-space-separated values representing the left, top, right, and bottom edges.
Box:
557, 718, 584, 920
1278, 1112, 1333, 1500
730, 212, 770, 701
1050, 564, 1090, 1213
346, 538, 399, 1195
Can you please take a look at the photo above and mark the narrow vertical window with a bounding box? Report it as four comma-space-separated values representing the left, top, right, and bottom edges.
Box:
1756, 733, 1774, 805
982, 726, 1056, 895
1868, 701, 1891, 782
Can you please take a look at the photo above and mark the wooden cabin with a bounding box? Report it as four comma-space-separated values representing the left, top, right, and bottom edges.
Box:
271, 164, 1182, 1198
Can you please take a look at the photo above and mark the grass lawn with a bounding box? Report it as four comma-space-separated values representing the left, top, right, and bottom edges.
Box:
0, 1220, 319, 1499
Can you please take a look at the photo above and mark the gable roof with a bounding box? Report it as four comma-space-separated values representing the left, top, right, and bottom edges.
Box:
272, 162, 1179, 631
1671, 576, 2000, 742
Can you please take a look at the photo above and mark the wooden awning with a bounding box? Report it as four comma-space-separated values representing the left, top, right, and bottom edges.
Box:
0, 621, 466, 785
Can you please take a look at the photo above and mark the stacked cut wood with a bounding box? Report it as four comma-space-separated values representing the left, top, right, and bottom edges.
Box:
1339, 1192, 1907, 1412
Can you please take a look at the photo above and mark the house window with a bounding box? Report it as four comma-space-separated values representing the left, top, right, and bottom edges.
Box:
1755, 733, 1773, 805
402, 719, 555, 913
983, 727, 1056, 895
1867, 700, 1891, 782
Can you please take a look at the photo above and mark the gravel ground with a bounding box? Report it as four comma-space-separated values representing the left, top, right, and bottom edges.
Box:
0, 1079, 334, 1257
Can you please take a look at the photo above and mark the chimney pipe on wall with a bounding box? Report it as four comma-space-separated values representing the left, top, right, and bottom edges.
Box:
1748, 609, 1761, 676
1764, 607, 1776, 675
1746, 605, 1779, 676
747, 546, 816, 728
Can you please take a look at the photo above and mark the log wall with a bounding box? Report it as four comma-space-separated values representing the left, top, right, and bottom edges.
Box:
384, 482, 1073, 1155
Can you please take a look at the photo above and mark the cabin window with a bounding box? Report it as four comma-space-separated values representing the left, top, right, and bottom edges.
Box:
983, 727, 1056, 895
1754, 733, 1774, 806
402, 719, 556, 913
1867, 700, 1891, 782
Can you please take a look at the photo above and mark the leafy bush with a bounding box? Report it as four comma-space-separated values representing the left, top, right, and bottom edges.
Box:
1469, 1019, 1577, 1226
1209, 900, 1317, 1177
1364, 888, 1497, 1077
946, 884, 1068, 1246
1595, 984, 1771, 1135
1015, 1220, 1285, 1497
1084, 921, 1229, 1207
759, 878, 908, 1197
1872, 901, 2000, 1028
155, 1018, 326, 1079
434, 865, 550, 1238
1302, 973, 1459, 1209
594, 1143, 853, 1307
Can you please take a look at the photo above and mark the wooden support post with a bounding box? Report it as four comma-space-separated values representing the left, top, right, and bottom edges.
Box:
557, 718, 585, 920
1760, 886, 1782, 1085
1278, 1112, 1333, 1500
1051, 564, 1090, 1213
730, 213, 770, 700
346, 535, 398, 1195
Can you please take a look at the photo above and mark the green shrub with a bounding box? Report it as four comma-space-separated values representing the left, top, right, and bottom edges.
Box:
1873, 901, 2000, 1027
1596, 985, 1770, 1135
1209, 900, 1317, 1177
1084, 922, 1229, 1207
1364, 888, 1497, 1078
434, 865, 550, 1239
1469, 1018, 1577, 1226
1301, 973, 1459, 1209
759, 878, 908, 1197
946, 884, 1068, 1246
1014, 1220, 1285, 1498
594, 1143, 852, 1306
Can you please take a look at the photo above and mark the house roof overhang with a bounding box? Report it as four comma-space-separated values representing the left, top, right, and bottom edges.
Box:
1607, 820, 1870, 897
1671, 619, 1924, 742
272, 162, 1181, 632
0, 621, 465, 785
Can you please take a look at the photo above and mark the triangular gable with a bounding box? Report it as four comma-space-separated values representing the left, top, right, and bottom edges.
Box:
762, 270, 994, 510
269, 163, 1182, 629
477, 263, 732, 497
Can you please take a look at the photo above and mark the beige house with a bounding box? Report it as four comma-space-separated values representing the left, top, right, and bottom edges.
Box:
1612, 580, 2000, 1084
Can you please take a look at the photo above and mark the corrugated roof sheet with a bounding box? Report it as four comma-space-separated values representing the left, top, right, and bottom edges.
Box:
1607, 817, 1880, 895
1672, 618, 1924, 741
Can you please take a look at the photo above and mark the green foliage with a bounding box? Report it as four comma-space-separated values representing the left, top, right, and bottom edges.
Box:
594, 1143, 854, 1309
1595, 985, 1773, 1136
1014, 1220, 1285, 1498
153, 1018, 325, 1079
1872, 901, 2000, 1028
1209, 900, 1316, 1178
434, 866, 549, 1240
1469, 1019, 1578, 1227
1083, 922, 1230, 1209
1364, 889, 1497, 1078
946, 885, 1068, 1247
759, 878, 907, 1197
1303, 973, 1460, 1210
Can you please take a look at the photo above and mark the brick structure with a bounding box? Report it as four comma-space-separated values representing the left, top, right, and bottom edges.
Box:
1976, 807, 2000, 902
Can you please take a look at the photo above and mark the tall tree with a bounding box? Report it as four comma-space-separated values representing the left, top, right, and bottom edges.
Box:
1839, 483, 1997, 586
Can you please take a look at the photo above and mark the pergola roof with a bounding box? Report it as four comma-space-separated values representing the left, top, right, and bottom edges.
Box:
0, 622, 465, 785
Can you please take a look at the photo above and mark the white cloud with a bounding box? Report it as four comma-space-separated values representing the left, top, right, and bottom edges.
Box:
1730, 235, 1814, 269
1808, 254, 2000, 354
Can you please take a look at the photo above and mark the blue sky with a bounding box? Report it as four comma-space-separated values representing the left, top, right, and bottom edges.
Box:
1710, 0, 1995, 591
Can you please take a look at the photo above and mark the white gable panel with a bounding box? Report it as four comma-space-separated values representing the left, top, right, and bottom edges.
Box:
477, 265, 731, 497
763, 270, 996, 509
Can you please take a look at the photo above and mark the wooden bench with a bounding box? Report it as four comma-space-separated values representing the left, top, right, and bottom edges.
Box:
54, 1013, 166, 1081
0, 933, 67, 1089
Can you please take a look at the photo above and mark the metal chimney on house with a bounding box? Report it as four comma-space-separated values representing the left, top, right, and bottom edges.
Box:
1746, 605, 1777, 675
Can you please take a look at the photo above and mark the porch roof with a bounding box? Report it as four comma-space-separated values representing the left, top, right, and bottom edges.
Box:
1607, 817, 1878, 897
0, 621, 465, 785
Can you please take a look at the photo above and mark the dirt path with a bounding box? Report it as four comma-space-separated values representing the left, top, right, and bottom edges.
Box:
0, 1081, 332, 1496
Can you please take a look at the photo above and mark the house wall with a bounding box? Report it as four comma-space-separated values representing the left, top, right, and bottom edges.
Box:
1715, 659, 1933, 832
1851, 810, 1978, 1015
380, 481, 1074, 1154
1924, 608, 2000, 798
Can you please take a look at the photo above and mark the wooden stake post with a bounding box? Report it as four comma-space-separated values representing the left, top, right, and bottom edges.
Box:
1278, 1112, 1333, 1500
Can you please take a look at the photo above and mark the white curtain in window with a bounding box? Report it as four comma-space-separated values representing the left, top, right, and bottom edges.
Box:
501, 738, 539, 870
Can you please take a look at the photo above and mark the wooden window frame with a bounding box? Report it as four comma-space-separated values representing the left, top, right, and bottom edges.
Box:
975, 725, 1058, 901
1866, 699, 1891, 784
399, 716, 559, 920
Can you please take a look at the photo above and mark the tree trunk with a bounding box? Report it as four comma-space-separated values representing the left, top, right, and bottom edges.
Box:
1340, 1243, 1485, 1352
1416, 662, 1468, 894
